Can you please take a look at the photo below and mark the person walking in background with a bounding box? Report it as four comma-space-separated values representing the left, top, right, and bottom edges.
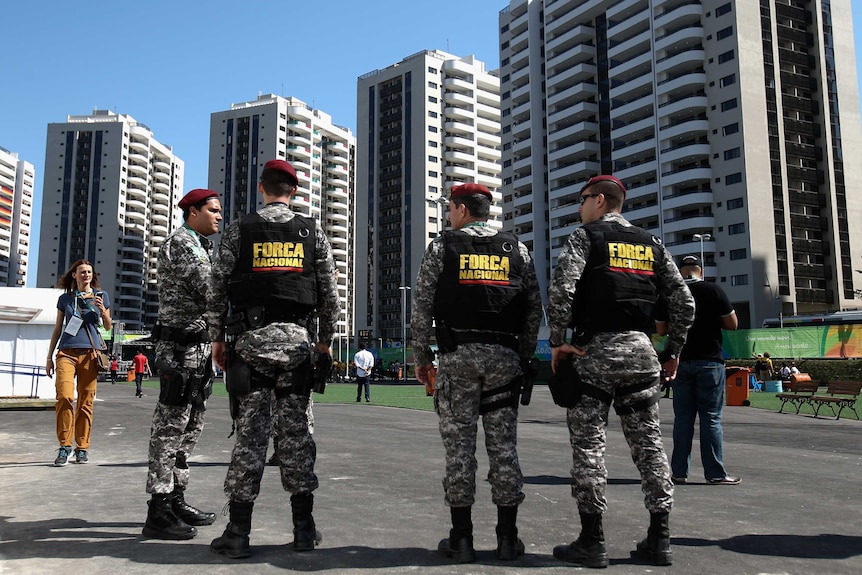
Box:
412, 183, 543, 563
547, 175, 694, 568
133, 349, 152, 398
354, 343, 375, 402
109, 355, 119, 385
142, 188, 222, 541
45, 259, 112, 466
657, 255, 741, 487
208, 159, 339, 559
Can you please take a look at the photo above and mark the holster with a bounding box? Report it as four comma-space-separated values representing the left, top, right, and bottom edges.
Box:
224, 347, 251, 419
548, 357, 583, 408
312, 353, 332, 394
189, 354, 215, 412
479, 378, 519, 414
155, 358, 190, 407
435, 322, 458, 354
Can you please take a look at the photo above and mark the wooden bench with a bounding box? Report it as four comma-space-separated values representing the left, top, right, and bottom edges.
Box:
775, 374, 819, 414
808, 381, 862, 420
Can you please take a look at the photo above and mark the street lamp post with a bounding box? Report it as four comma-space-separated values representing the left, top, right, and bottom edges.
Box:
692, 233, 711, 268
399, 285, 411, 381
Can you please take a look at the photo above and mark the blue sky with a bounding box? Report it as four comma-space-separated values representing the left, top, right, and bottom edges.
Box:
3, 1, 862, 286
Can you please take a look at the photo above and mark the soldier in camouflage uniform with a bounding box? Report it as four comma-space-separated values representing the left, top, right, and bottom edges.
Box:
208, 159, 339, 559
547, 175, 694, 568
412, 183, 542, 563
142, 188, 222, 540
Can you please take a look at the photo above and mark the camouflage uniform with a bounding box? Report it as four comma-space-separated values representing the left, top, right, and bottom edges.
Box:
412, 223, 543, 508
209, 202, 338, 502
547, 212, 695, 515
147, 225, 214, 495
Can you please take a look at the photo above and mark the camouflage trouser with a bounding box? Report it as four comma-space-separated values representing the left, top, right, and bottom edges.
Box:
566, 332, 673, 515
435, 343, 524, 508
146, 403, 205, 493
146, 341, 210, 494
224, 385, 318, 502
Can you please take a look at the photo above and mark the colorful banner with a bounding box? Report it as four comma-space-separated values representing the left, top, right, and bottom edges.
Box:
722, 325, 862, 359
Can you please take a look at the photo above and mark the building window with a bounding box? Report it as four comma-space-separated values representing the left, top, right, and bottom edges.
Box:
724, 147, 741, 160
428, 66, 437, 74
428, 170, 438, 177
429, 126, 438, 133
718, 49, 735, 64
728, 222, 745, 235
725, 172, 742, 185
428, 156, 438, 163
721, 98, 738, 111
727, 197, 744, 209
729, 248, 747, 260
428, 81, 438, 89
731, 274, 748, 286
428, 111, 438, 118
429, 140, 438, 148
720, 74, 736, 87
723, 122, 739, 136
428, 96, 438, 103
717, 26, 733, 40
716, 2, 732, 17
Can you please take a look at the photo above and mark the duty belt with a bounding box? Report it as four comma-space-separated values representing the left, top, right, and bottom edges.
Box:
152, 324, 210, 345
443, 331, 519, 354
225, 307, 311, 336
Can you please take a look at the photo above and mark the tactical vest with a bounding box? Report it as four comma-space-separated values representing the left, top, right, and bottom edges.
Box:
434, 229, 527, 334
571, 220, 662, 342
227, 212, 317, 316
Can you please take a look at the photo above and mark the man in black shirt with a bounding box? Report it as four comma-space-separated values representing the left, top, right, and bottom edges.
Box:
657, 255, 741, 485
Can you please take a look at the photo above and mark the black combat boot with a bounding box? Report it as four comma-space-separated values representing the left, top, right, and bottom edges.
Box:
142, 493, 197, 540
496, 505, 525, 560
438, 506, 476, 563
172, 487, 216, 526
291, 493, 322, 551
553, 512, 609, 568
635, 511, 672, 566
210, 500, 254, 559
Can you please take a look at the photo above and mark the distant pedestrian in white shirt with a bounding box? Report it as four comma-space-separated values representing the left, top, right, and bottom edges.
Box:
354, 343, 375, 403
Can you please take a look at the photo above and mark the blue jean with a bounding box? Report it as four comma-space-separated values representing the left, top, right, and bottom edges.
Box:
671, 360, 728, 480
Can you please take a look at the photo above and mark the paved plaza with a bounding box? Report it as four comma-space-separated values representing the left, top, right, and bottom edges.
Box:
1, 382, 861, 574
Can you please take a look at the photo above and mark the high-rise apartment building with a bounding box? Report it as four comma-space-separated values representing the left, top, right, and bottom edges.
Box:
37, 111, 184, 330
0, 147, 34, 287
355, 50, 503, 343
499, 0, 862, 327
208, 94, 356, 347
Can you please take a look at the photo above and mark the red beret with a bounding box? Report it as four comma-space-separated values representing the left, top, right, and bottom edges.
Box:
178, 188, 219, 210
263, 159, 298, 185
450, 183, 492, 201
581, 175, 627, 198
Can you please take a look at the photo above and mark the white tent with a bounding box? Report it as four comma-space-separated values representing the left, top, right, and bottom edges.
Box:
0, 287, 63, 398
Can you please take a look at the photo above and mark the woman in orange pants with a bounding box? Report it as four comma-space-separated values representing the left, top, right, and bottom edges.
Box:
45, 259, 112, 466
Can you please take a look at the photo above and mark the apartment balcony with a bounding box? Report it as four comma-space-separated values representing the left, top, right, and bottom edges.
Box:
654, 1, 703, 30
549, 158, 602, 183
609, 73, 652, 102
656, 49, 706, 77
614, 137, 656, 162
613, 157, 657, 182
327, 152, 349, 166
444, 119, 474, 136
126, 185, 148, 201
659, 117, 709, 140
550, 120, 600, 145
660, 142, 710, 164
548, 101, 599, 127
126, 197, 147, 211
444, 164, 475, 180
612, 115, 654, 141
445, 105, 475, 124
548, 80, 598, 109
476, 101, 500, 121
608, 29, 651, 63
654, 23, 703, 52
545, 7, 594, 44
129, 140, 149, 154
661, 165, 711, 187
609, 51, 652, 84
443, 76, 473, 94
475, 115, 498, 133
128, 175, 148, 189
128, 162, 148, 177
476, 172, 500, 190
547, 42, 597, 73
151, 209, 169, 224
549, 140, 601, 165
548, 61, 597, 86
287, 143, 312, 159
444, 135, 475, 152
662, 213, 715, 235
661, 189, 713, 211
327, 187, 349, 200
658, 94, 708, 118
444, 91, 474, 108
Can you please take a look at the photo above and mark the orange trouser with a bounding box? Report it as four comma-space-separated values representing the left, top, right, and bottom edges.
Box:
55, 349, 99, 449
